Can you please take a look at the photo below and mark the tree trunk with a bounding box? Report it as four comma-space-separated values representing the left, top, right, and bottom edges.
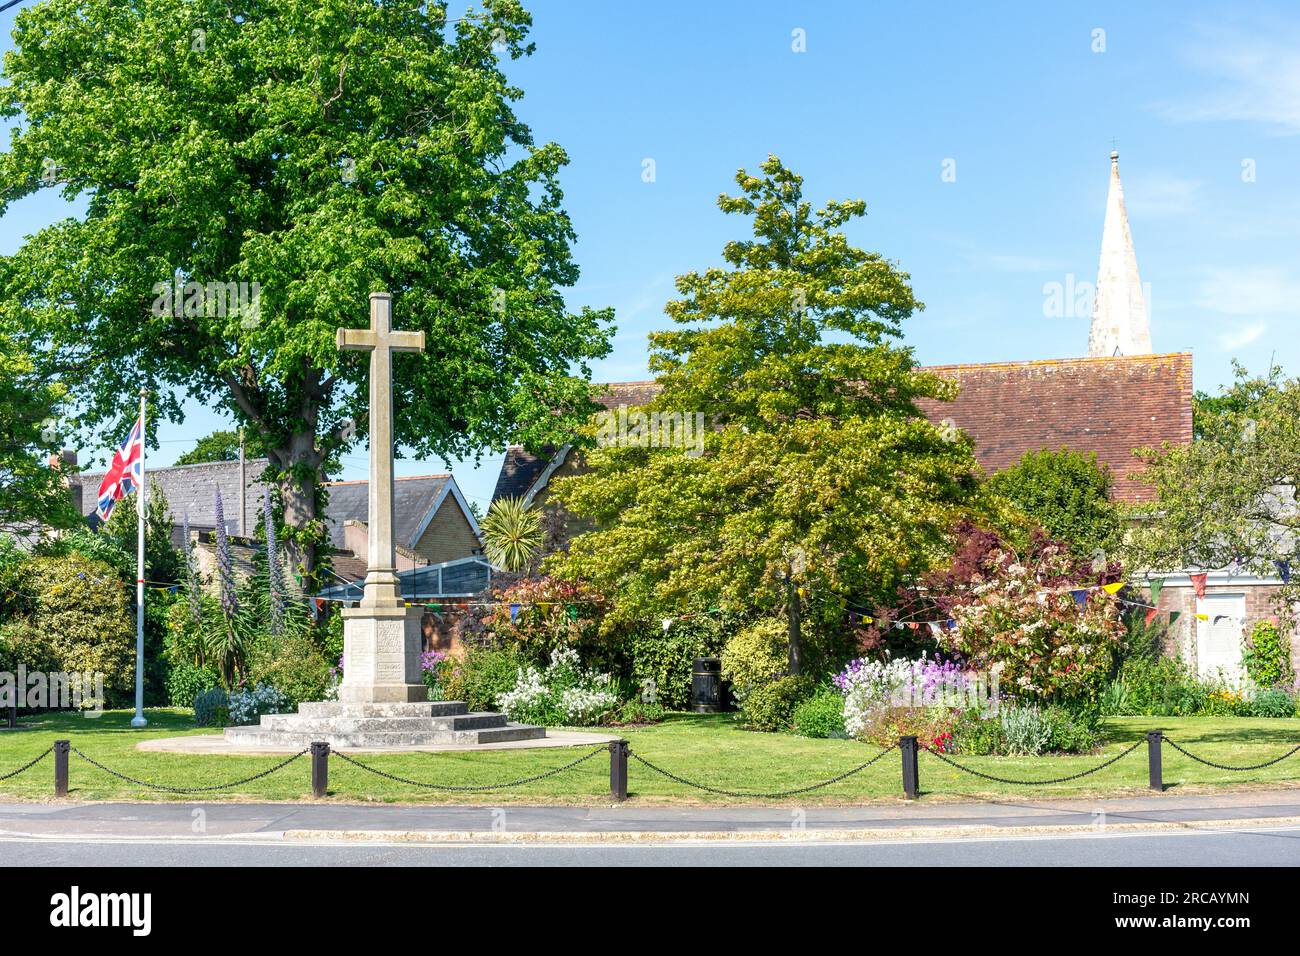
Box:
271, 429, 327, 593
786, 575, 802, 675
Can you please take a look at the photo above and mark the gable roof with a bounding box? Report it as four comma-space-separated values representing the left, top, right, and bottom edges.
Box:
492, 353, 1193, 505
322, 474, 481, 551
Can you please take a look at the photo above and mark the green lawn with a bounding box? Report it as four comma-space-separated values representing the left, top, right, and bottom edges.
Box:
0, 709, 1298, 804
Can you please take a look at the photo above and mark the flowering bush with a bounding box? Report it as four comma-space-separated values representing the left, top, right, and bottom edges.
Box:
837, 655, 979, 740
937, 540, 1126, 704
227, 682, 288, 726
496, 648, 619, 727
484, 577, 611, 666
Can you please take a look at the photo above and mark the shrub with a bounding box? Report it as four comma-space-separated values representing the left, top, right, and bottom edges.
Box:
1202, 688, 1249, 717
1243, 621, 1295, 690
4, 554, 135, 703
166, 661, 220, 708
609, 698, 667, 726
626, 614, 730, 711
227, 682, 288, 726
1101, 656, 1207, 716
951, 708, 1006, 755
721, 618, 788, 696
837, 656, 975, 740
483, 576, 611, 667
738, 674, 813, 733
1042, 705, 1102, 753
496, 648, 619, 726
440, 646, 525, 711
853, 705, 956, 750
194, 687, 230, 726
1000, 705, 1054, 756
1249, 688, 1296, 719
0, 619, 59, 674
248, 633, 332, 707
792, 688, 846, 738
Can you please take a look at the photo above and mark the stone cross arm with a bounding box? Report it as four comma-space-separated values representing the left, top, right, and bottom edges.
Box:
336, 327, 425, 353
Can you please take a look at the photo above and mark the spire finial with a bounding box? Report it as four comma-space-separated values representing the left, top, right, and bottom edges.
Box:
1088, 146, 1151, 358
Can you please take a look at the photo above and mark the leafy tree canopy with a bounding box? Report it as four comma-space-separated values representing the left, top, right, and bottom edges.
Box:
986, 447, 1120, 561
0, 0, 612, 585
1125, 363, 1300, 617
549, 157, 986, 665
173, 429, 266, 467
0, 332, 79, 536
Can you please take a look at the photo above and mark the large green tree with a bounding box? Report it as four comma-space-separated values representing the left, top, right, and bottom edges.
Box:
549, 157, 984, 673
173, 429, 265, 467
1125, 364, 1300, 615
987, 447, 1119, 560
0, 332, 79, 536
0, 0, 612, 586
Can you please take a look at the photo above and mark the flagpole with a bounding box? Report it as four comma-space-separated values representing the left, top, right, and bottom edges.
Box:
131, 388, 148, 728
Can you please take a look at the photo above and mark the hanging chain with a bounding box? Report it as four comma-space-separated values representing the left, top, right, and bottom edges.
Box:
330, 745, 608, 791
1161, 735, 1300, 772
0, 748, 53, 782
71, 747, 307, 793
922, 739, 1144, 786
627, 745, 897, 798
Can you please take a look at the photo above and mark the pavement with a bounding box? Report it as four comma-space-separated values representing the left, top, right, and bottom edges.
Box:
3, 787, 1300, 847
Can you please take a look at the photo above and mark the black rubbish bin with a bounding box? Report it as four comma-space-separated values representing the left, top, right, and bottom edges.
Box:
691, 657, 723, 713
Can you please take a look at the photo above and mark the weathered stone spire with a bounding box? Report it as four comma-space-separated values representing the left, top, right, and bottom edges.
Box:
1088, 151, 1152, 357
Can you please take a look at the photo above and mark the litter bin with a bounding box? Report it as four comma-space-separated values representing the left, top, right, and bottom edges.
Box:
691, 657, 723, 713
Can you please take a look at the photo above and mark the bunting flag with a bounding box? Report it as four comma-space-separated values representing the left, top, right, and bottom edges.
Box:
1275, 560, 1291, 584
661, 618, 672, 633
1071, 589, 1089, 608
1190, 572, 1207, 599
1168, 611, 1181, 626
907, 621, 920, 631
947, 618, 956, 630
1148, 577, 1164, 605
1102, 582, 1124, 595
509, 603, 521, 624
1144, 607, 1159, 626
567, 604, 578, 622
1195, 613, 1210, 621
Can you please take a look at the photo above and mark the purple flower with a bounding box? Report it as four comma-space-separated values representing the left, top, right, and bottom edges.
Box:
214, 489, 237, 619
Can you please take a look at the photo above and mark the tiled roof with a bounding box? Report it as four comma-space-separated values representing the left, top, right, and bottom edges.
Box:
321, 474, 451, 550
914, 352, 1192, 502
491, 445, 553, 501
72, 459, 270, 533
492, 354, 1193, 504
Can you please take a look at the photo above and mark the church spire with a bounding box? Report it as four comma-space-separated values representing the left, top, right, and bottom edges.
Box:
1088, 150, 1152, 357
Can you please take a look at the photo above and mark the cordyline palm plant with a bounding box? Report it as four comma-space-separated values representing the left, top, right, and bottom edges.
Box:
481, 496, 544, 574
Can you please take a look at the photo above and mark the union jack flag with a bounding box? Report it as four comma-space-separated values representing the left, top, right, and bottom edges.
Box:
95, 415, 145, 521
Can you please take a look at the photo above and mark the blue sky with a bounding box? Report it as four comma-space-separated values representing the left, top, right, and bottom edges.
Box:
4, 1, 1300, 510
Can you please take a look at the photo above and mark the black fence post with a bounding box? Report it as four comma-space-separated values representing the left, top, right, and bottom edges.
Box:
310, 741, 330, 798
53, 739, 69, 798
1146, 731, 1164, 792
609, 739, 629, 801
900, 736, 920, 800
